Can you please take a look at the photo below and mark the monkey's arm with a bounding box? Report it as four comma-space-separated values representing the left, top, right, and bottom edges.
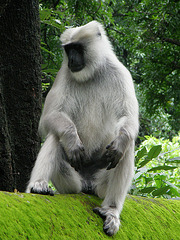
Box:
103, 127, 131, 170
103, 115, 139, 170
40, 110, 86, 171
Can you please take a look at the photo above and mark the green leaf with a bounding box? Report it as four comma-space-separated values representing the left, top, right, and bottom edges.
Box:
137, 147, 147, 159
168, 187, 180, 197
138, 145, 162, 168
166, 157, 180, 163
42, 19, 62, 29
134, 172, 143, 180
147, 166, 177, 172
154, 174, 166, 188
145, 177, 153, 185
165, 181, 179, 189
140, 187, 156, 193
43, 69, 58, 74
152, 186, 170, 196
40, 46, 55, 56
39, 9, 52, 21
138, 158, 152, 168
147, 145, 162, 160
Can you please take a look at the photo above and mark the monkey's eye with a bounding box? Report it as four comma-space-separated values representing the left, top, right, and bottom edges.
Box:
64, 43, 84, 55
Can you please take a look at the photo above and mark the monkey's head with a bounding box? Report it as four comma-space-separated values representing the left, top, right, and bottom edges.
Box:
60, 21, 113, 82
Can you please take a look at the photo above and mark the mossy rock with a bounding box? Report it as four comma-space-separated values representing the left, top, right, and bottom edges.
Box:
0, 191, 179, 239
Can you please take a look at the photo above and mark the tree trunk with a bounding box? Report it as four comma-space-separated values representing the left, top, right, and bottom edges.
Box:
0, 0, 41, 192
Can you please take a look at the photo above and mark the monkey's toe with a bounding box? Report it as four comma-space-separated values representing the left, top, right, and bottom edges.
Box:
93, 207, 106, 220
93, 206, 120, 236
103, 214, 120, 236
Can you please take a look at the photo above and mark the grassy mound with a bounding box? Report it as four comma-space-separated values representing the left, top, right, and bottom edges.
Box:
0, 191, 179, 239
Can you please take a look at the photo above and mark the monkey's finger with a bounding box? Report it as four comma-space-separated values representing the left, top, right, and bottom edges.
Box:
106, 164, 114, 170
74, 160, 80, 171
80, 146, 85, 152
70, 153, 77, 169
106, 162, 118, 170
74, 150, 84, 170
103, 149, 114, 159
106, 139, 117, 149
77, 143, 85, 152
106, 143, 113, 149
48, 188, 55, 196
106, 163, 112, 170
106, 159, 119, 170
78, 149, 86, 162
93, 207, 106, 220
77, 155, 83, 170
79, 150, 86, 161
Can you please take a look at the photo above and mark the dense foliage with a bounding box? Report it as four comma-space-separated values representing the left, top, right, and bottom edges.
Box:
39, 0, 180, 198
132, 134, 180, 198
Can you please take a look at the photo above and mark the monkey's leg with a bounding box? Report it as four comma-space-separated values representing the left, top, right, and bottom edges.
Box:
94, 142, 134, 236
26, 134, 82, 195
26, 134, 59, 195
51, 145, 83, 194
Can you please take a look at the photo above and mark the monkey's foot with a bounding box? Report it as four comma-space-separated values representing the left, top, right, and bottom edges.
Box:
93, 207, 120, 236
27, 180, 54, 196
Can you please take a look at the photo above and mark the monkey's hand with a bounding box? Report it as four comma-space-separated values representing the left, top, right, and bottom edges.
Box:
60, 127, 89, 171
64, 141, 88, 171
103, 137, 123, 170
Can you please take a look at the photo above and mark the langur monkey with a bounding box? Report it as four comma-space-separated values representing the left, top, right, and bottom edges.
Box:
26, 21, 139, 236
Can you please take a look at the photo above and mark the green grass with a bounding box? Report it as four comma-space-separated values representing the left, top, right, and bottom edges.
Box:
0, 192, 179, 239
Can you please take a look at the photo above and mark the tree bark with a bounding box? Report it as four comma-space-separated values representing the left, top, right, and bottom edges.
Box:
0, 0, 41, 192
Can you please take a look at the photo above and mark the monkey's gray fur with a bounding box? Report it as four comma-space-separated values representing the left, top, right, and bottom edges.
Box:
26, 21, 139, 236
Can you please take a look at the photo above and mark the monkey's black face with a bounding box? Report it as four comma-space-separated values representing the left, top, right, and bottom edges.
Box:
64, 43, 85, 72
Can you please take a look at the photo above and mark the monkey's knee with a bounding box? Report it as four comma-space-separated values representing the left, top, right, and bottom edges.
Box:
51, 164, 83, 194
26, 180, 54, 196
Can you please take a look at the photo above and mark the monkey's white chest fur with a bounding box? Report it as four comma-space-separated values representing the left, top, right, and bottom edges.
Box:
62, 80, 120, 156
76, 102, 116, 155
